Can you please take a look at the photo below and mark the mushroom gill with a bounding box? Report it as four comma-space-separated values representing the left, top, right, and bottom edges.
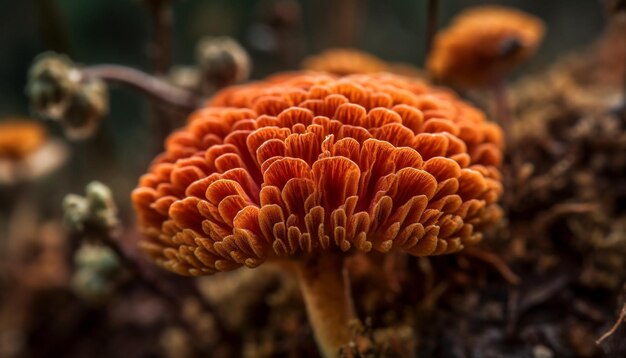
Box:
132, 72, 504, 276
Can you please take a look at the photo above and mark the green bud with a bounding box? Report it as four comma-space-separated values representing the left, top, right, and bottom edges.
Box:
85, 181, 118, 229
72, 268, 111, 301
63, 181, 119, 233
63, 193, 90, 232
74, 243, 120, 274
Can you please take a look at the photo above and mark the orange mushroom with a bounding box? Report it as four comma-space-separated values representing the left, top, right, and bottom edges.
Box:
427, 6, 545, 88
301, 48, 389, 76
0, 119, 68, 184
132, 72, 503, 357
0, 120, 46, 159
302, 48, 424, 78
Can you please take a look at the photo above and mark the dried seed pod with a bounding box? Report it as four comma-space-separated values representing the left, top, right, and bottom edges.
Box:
427, 6, 545, 87
62, 78, 109, 139
26, 53, 110, 139
132, 72, 503, 357
26, 53, 79, 119
168, 66, 201, 92
196, 37, 251, 93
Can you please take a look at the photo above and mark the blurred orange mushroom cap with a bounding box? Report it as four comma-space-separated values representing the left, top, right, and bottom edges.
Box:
301, 48, 389, 76
132, 72, 504, 276
0, 119, 68, 184
0, 120, 46, 159
427, 6, 545, 87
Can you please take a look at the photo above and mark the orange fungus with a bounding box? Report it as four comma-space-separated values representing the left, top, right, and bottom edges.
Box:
301, 48, 389, 76
0, 120, 47, 159
427, 6, 545, 87
132, 72, 504, 276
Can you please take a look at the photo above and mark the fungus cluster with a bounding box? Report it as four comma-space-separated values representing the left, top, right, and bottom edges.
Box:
427, 6, 545, 88
132, 72, 503, 356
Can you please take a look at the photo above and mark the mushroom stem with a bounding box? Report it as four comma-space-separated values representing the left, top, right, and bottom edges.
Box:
80, 65, 202, 112
492, 78, 517, 211
295, 253, 355, 358
492, 78, 511, 134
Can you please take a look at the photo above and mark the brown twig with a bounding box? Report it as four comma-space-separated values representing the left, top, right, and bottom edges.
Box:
464, 247, 521, 286
333, 0, 363, 47
144, 0, 173, 75
424, 0, 439, 65
141, 0, 177, 146
533, 202, 598, 235
81, 65, 201, 112
596, 303, 626, 344
507, 272, 574, 335
72, 222, 235, 341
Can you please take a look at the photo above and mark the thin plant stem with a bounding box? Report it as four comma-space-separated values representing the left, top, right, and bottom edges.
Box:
424, 0, 439, 65
596, 303, 626, 344
141, 0, 176, 144
493, 78, 517, 211
144, 0, 173, 75
493, 79, 511, 140
80, 65, 201, 112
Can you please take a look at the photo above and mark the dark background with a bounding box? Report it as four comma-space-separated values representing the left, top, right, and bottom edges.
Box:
0, 0, 608, 218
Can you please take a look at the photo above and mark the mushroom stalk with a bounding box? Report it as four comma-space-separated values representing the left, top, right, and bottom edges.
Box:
492, 79, 511, 135
81, 65, 201, 111
295, 253, 355, 358
492, 78, 518, 210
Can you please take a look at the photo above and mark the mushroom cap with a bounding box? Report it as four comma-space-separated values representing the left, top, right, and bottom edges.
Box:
0, 119, 68, 184
0, 120, 47, 159
301, 48, 390, 76
427, 6, 545, 87
132, 72, 504, 276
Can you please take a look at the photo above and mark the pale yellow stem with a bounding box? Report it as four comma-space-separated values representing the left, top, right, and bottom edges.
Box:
295, 254, 355, 358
